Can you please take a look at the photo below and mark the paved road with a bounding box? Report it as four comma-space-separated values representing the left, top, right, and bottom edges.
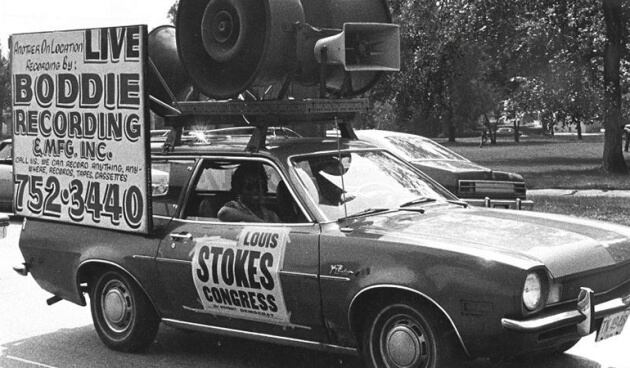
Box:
1, 219, 629, 368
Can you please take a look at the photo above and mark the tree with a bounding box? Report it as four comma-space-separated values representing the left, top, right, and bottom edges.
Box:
602, 0, 628, 173
168, 0, 179, 25
0, 43, 10, 138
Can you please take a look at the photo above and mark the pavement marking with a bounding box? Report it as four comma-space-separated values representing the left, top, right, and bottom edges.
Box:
6, 356, 58, 368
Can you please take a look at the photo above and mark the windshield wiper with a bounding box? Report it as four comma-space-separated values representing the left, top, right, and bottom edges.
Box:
338, 208, 390, 221
399, 197, 436, 208
446, 199, 468, 208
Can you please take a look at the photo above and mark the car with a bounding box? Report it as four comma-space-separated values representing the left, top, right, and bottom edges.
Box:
356, 130, 533, 209
0, 139, 12, 213
17, 126, 630, 366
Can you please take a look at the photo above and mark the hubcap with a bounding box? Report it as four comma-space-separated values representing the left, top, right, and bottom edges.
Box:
101, 280, 132, 333
379, 313, 429, 368
386, 326, 421, 367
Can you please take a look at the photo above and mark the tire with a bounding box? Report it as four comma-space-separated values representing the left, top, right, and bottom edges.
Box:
361, 298, 463, 368
90, 270, 160, 352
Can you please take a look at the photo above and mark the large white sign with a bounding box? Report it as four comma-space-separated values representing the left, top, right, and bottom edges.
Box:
191, 227, 292, 324
11, 25, 151, 233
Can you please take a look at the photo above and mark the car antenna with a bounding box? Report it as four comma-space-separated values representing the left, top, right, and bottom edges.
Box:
335, 117, 349, 220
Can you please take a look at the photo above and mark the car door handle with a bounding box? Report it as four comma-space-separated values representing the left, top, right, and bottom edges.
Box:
170, 232, 193, 241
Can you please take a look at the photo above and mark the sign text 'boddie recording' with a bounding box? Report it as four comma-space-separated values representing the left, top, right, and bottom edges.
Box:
11, 26, 151, 233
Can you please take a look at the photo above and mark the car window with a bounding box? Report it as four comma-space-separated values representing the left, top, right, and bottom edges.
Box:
184, 159, 306, 223
291, 150, 449, 221
151, 159, 196, 217
384, 135, 467, 161
0, 142, 11, 161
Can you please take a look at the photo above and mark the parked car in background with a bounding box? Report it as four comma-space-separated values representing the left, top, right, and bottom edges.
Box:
356, 130, 533, 209
0, 139, 12, 213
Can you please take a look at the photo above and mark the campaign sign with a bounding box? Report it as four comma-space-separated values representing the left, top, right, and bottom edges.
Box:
10, 26, 152, 233
191, 227, 292, 325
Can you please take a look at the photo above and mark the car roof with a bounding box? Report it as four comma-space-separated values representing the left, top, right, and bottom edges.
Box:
152, 137, 381, 162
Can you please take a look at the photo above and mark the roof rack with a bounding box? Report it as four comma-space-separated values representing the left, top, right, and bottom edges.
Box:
160, 98, 368, 152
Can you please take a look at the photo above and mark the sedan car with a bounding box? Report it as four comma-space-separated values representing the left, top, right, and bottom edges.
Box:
0, 139, 12, 213
356, 130, 532, 209
17, 131, 630, 367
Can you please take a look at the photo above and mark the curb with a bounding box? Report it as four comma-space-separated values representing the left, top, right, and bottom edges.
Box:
529, 189, 630, 198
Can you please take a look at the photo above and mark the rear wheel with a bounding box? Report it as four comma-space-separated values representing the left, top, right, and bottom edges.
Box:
361, 298, 463, 368
90, 270, 159, 352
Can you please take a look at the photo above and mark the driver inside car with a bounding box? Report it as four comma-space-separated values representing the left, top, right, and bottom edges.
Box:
218, 162, 281, 223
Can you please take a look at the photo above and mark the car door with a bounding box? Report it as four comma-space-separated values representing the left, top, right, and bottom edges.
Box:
156, 157, 326, 342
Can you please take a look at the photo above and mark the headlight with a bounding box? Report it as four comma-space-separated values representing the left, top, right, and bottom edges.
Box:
523, 272, 543, 311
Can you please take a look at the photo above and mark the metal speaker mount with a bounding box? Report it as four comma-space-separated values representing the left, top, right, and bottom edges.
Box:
177, 0, 305, 99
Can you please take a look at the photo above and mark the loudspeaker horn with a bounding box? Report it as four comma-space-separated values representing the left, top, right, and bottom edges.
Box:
148, 25, 194, 115
314, 23, 400, 72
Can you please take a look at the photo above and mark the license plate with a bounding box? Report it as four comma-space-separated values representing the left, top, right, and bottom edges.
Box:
596, 310, 630, 342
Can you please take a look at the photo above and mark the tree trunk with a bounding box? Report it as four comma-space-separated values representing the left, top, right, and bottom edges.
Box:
575, 116, 583, 141
513, 119, 520, 143
448, 123, 456, 142
602, 0, 628, 173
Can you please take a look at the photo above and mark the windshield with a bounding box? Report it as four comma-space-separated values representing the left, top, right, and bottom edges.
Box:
384, 135, 467, 161
291, 150, 449, 221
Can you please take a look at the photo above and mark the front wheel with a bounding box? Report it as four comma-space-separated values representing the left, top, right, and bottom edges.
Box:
361, 299, 462, 368
90, 270, 160, 352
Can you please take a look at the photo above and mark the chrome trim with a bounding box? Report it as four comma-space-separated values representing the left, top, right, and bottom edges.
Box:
348, 284, 471, 357
459, 180, 527, 185
320, 275, 352, 282
169, 217, 317, 227
131, 255, 154, 261
464, 198, 534, 210
76, 259, 158, 309
502, 293, 630, 333
162, 318, 358, 355
155, 257, 191, 265
279, 270, 318, 279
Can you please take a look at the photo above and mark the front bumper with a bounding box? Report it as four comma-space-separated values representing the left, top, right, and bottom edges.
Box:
464, 197, 534, 210
501, 291, 630, 334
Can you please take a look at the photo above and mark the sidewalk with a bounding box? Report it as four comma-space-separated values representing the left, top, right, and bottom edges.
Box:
529, 189, 630, 198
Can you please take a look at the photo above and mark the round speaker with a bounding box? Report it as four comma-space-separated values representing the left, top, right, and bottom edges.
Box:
148, 25, 194, 115
177, 0, 305, 99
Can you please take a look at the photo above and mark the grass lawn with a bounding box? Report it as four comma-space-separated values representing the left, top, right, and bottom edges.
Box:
436, 133, 630, 190
530, 195, 630, 227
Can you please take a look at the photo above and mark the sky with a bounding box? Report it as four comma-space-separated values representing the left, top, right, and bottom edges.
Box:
0, 0, 176, 56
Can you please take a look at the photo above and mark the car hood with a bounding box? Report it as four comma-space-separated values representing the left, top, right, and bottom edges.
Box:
345, 206, 630, 277
412, 159, 490, 174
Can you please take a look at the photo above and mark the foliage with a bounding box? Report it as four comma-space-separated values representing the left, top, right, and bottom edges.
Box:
0, 43, 10, 135
373, 0, 628, 172
167, 0, 179, 25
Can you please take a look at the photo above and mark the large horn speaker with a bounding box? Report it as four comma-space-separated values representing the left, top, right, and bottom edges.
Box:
177, 0, 305, 99
314, 23, 400, 71
148, 25, 194, 115
299, 0, 392, 95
